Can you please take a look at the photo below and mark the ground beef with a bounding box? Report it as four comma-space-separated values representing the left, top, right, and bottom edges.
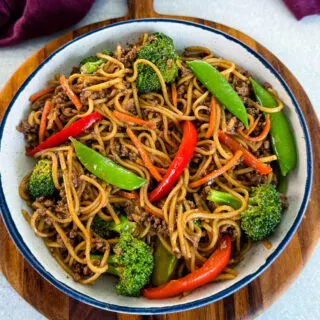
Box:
244, 172, 268, 186
280, 193, 289, 209
120, 46, 138, 67
235, 78, 250, 99
124, 201, 168, 236
31, 98, 46, 111
263, 82, 272, 90
220, 225, 238, 242
71, 66, 80, 75
52, 90, 69, 105
112, 139, 137, 161
122, 98, 135, 112
80, 89, 108, 103
16, 120, 38, 135
72, 262, 94, 282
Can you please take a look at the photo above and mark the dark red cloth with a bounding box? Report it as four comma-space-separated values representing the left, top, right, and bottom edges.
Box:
283, 0, 320, 20
0, 0, 95, 47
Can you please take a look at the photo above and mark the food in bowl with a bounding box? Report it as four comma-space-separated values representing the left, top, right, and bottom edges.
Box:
16, 32, 296, 299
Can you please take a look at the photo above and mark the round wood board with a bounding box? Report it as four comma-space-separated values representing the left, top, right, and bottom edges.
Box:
0, 1, 319, 319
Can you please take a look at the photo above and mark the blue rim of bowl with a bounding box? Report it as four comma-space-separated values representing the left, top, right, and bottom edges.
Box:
0, 18, 313, 315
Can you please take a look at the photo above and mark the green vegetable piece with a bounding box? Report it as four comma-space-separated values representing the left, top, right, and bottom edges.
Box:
89, 233, 154, 296
110, 233, 154, 296
207, 189, 242, 209
272, 162, 287, 193
101, 49, 113, 56
80, 57, 105, 74
136, 32, 179, 93
250, 78, 297, 176
71, 138, 146, 190
152, 239, 178, 286
91, 215, 136, 238
187, 60, 249, 128
241, 184, 282, 241
27, 159, 56, 200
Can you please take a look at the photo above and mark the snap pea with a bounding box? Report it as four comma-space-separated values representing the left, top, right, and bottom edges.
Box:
187, 60, 248, 128
152, 239, 178, 286
250, 78, 297, 176
207, 189, 242, 209
71, 138, 146, 190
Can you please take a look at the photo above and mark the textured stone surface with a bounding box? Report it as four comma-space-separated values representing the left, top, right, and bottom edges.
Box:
0, 0, 319, 319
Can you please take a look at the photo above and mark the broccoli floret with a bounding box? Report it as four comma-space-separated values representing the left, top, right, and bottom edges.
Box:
27, 159, 56, 200
241, 184, 282, 241
91, 215, 136, 238
80, 49, 113, 74
92, 233, 154, 296
136, 32, 179, 93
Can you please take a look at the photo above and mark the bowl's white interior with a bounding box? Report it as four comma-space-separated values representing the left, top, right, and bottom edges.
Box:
0, 20, 310, 312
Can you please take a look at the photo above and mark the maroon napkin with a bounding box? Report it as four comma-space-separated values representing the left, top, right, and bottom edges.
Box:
283, 0, 320, 20
0, 0, 95, 47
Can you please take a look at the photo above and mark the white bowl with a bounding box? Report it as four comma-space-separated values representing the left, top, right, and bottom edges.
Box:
0, 19, 312, 314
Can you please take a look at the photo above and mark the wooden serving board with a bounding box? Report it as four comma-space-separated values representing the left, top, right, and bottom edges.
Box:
0, 1, 319, 319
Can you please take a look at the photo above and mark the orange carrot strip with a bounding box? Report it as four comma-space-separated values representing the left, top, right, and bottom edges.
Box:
113, 110, 156, 129
143, 205, 164, 219
189, 150, 243, 188
205, 96, 216, 138
172, 83, 177, 107
29, 86, 55, 102
136, 158, 167, 175
116, 190, 139, 200
60, 75, 82, 111
54, 116, 64, 131
39, 101, 52, 144
238, 115, 270, 142
126, 127, 162, 182
247, 114, 261, 135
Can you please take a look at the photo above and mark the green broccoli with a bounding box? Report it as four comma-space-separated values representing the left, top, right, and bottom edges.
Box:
80, 49, 113, 74
136, 32, 179, 93
27, 159, 56, 200
241, 184, 282, 241
92, 233, 154, 296
91, 215, 136, 238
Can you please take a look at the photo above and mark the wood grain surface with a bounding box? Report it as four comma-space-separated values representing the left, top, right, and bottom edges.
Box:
0, 0, 319, 319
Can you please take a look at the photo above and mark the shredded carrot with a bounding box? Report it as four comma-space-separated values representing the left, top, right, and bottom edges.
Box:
116, 190, 139, 200
246, 114, 261, 136
205, 96, 216, 138
113, 110, 156, 129
171, 83, 177, 107
29, 86, 55, 102
54, 116, 64, 131
39, 101, 52, 144
263, 239, 272, 249
189, 150, 243, 188
238, 115, 270, 142
136, 158, 167, 175
126, 127, 162, 182
60, 75, 82, 111
143, 205, 164, 219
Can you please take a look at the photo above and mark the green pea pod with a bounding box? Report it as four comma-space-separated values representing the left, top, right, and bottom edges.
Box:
207, 189, 242, 209
272, 162, 287, 193
71, 138, 146, 190
250, 78, 297, 176
152, 239, 178, 286
187, 60, 248, 128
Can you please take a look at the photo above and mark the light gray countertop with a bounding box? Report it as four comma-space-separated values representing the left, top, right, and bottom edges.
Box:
0, 0, 319, 319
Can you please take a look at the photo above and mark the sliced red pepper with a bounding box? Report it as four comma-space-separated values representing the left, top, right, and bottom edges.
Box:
218, 131, 272, 175
142, 235, 231, 299
27, 112, 103, 156
148, 121, 198, 202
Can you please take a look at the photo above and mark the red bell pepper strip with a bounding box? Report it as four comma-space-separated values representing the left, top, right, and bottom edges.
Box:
218, 130, 272, 175
27, 112, 103, 156
142, 235, 231, 299
148, 121, 198, 202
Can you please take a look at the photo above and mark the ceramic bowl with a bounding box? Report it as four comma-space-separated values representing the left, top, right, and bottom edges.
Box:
0, 19, 312, 314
